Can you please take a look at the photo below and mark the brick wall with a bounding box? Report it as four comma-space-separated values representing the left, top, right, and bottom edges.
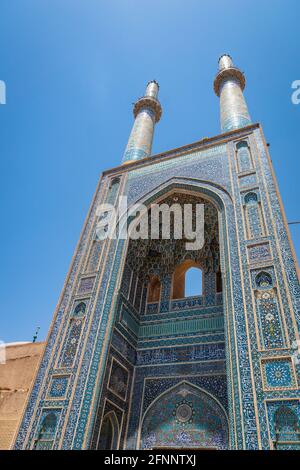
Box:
0, 342, 45, 449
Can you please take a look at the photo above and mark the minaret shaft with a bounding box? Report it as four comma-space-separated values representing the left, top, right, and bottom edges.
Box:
123, 107, 156, 162
214, 55, 251, 132
122, 81, 162, 164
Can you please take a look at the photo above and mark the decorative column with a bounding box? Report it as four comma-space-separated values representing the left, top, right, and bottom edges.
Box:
214, 54, 252, 133
122, 81, 162, 164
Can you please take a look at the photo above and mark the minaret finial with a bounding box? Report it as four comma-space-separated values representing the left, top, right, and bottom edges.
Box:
122, 81, 162, 164
214, 54, 251, 132
32, 326, 40, 343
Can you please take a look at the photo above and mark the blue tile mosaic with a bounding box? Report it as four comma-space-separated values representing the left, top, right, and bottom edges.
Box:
48, 376, 69, 399
262, 359, 295, 390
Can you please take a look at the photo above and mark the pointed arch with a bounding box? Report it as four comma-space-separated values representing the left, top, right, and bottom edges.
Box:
73, 301, 87, 317
117, 177, 231, 240
97, 411, 120, 450
88, 177, 240, 450
139, 381, 229, 449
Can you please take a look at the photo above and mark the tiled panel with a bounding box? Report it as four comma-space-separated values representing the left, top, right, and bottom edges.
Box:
247, 242, 271, 265
262, 358, 296, 391
77, 276, 95, 295
47, 376, 69, 399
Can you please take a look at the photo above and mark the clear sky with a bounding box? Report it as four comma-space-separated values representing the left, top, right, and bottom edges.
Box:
0, 0, 299, 343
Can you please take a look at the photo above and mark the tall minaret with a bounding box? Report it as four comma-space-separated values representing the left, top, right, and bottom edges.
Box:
214, 54, 251, 133
122, 81, 162, 164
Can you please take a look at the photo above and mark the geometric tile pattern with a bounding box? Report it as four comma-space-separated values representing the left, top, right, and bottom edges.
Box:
236, 140, 252, 173
256, 291, 285, 349
244, 191, 264, 239
33, 408, 61, 450
262, 358, 296, 391
59, 319, 84, 368
48, 376, 69, 399
85, 241, 102, 273
140, 382, 228, 449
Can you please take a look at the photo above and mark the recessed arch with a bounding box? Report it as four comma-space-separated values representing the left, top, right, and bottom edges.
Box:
255, 271, 273, 289
73, 301, 86, 317
244, 191, 258, 205
97, 411, 120, 450
236, 140, 252, 172
91, 178, 237, 450
139, 381, 229, 449
117, 177, 232, 239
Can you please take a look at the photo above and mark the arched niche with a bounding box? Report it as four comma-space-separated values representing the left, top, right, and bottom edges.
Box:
97, 411, 120, 450
140, 382, 229, 449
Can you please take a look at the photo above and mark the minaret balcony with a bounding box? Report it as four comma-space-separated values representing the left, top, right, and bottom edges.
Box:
133, 95, 162, 122
213, 66, 246, 96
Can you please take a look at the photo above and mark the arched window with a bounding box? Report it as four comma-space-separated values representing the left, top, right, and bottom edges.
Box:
185, 267, 203, 297
172, 261, 203, 299
147, 276, 161, 303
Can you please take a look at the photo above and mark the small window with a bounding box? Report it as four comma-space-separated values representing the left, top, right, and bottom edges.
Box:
172, 261, 203, 299
236, 141, 249, 150
185, 267, 203, 297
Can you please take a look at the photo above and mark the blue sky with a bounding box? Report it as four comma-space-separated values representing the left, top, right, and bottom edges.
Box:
0, 0, 299, 343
